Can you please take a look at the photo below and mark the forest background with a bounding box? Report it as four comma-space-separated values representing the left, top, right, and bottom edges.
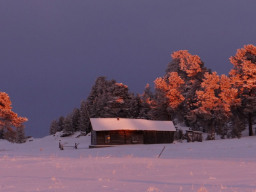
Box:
47, 44, 256, 141
1, 44, 256, 142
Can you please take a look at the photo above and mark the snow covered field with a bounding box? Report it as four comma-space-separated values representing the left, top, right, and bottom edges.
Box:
1, 133, 256, 192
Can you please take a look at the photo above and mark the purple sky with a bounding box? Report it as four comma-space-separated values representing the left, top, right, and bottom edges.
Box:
1, 1, 256, 137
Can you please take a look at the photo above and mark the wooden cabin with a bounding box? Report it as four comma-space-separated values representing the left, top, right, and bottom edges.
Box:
90, 118, 176, 146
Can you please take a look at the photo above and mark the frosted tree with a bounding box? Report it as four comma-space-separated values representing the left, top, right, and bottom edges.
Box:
0, 92, 27, 142
191, 72, 221, 139
108, 82, 136, 118
63, 114, 74, 134
49, 119, 59, 135
78, 100, 91, 133
49, 116, 64, 134
57, 116, 65, 132
168, 50, 204, 78
127, 93, 141, 118
165, 50, 208, 124
139, 84, 154, 119
191, 72, 240, 139
71, 108, 80, 132
86, 77, 110, 117
229, 44, 256, 136
86, 77, 136, 119
219, 75, 243, 137
152, 72, 185, 120
155, 72, 185, 109
16, 127, 26, 143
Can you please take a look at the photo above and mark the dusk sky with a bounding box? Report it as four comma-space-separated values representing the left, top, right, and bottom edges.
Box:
1, 1, 256, 137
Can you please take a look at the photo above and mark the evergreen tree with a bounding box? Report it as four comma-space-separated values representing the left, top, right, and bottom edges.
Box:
165, 50, 208, 124
63, 114, 74, 134
4, 128, 16, 143
139, 84, 154, 119
79, 100, 90, 133
0, 92, 27, 142
190, 72, 240, 139
16, 127, 26, 143
86, 77, 110, 117
149, 91, 171, 120
128, 93, 141, 118
71, 108, 80, 132
108, 82, 134, 118
57, 116, 65, 132
49, 120, 59, 135
86, 77, 135, 119
152, 72, 185, 120
219, 75, 242, 137
229, 44, 256, 136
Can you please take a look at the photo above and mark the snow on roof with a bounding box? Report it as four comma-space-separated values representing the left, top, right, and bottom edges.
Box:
90, 118, 176, 132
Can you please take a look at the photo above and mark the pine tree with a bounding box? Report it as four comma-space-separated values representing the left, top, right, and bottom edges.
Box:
86, 77, 136, 119
191, 72, 221, 139
229, 44, 256, 136
4, 128, 16, 143
219, 75, 242, 137
57, 116, 65, 132
49, 120, 59, 135
190, 72, 240, 139
16, 127, 26, 143
63, 114, 74, 134
86, 77, 110, 117
79, 100, 90, 133
167, 50, 204, 78
0, 92, 28, 142
139, 84, 154, 119
155, 72, 185, 109
71, 108, 80, 132
165, 50, 208, 124
107, 82, 134, 118
128, 93, 141, 118
152, 72, 185, 120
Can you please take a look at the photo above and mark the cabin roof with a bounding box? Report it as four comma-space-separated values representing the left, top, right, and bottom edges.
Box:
90, 118, 176, 132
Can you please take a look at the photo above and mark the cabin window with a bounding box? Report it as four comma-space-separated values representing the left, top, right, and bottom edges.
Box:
105, 135, 110, 144
132, 135, 139, 144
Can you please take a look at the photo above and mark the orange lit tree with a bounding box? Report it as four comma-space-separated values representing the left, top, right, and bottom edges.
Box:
190, 72, 240, 139
152, 72, 185, 120
229, 44, 256, 136
165, 50, 208, 123
0, 92, 28, 142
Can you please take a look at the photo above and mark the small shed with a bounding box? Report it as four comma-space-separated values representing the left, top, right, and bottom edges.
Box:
90, 118, 176, 146
186, 130, 203, 142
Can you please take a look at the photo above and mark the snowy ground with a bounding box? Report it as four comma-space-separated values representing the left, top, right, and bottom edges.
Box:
1, 133, 256, 192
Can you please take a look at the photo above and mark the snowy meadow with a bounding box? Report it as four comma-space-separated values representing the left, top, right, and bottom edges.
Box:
1, 134, 256, 192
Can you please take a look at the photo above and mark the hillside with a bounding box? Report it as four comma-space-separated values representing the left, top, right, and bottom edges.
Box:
0, 133, 256, 192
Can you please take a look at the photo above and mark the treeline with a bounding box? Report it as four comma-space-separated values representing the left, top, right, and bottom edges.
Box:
50, 44, 256, 139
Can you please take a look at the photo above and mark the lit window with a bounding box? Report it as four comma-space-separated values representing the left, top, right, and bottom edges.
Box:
132, 136, 139, 143
105, 135, 110, 144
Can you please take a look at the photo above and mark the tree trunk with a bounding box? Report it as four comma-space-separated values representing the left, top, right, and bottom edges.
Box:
207, 121, 215, 140
248, 113, 254, 136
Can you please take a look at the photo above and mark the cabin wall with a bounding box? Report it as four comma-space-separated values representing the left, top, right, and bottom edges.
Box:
124, 130, 144, 144
93, 130, 144, 145
92, 130, 174, 145
144, 131, 174, 144
157, 131, 174, 143
91, 131, 97, 145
